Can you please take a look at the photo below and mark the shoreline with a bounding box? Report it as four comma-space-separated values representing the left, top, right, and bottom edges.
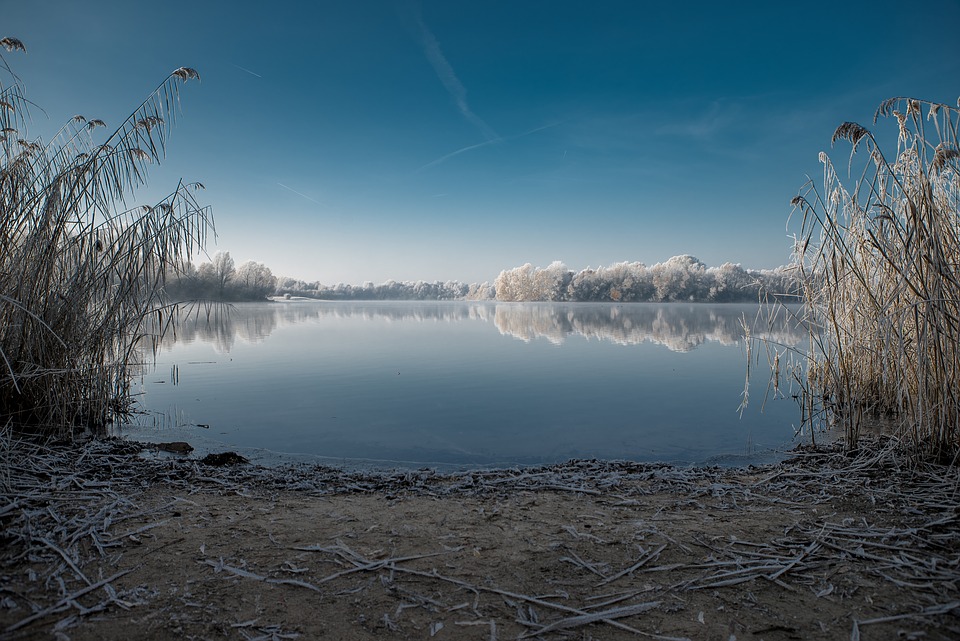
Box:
2, 437, 958, 640
119, 435, 797, 474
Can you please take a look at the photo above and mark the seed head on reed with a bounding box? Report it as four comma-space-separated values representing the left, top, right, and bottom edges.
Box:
172, 67, 201, 81
0, 38, 25, 53
831, 121, 871, 147
931, 144, 959, 174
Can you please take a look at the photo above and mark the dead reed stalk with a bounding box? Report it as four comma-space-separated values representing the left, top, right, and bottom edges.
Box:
0, 40, 212, 437
789, 95, 960, 460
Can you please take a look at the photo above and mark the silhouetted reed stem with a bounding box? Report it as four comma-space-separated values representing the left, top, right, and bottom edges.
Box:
0, 41, 212, 437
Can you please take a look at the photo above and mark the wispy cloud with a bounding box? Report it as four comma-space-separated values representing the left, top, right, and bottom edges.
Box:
277, 182, 323, 205
415, 12, 498, 142
654, 100, 742, 140
232, 63, 263, 78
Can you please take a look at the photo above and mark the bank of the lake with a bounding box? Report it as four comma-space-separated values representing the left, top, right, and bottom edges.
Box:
2, 436, 958, 640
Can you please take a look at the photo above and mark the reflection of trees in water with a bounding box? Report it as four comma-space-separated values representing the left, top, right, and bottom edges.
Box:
301, 302, 496, 324
151, 303, 282, 353
151, 302, 498, 353
147, 301, 804, 354
493, 303, 804, 352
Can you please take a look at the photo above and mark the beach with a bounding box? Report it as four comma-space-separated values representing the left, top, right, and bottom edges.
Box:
2, 437, 958, 640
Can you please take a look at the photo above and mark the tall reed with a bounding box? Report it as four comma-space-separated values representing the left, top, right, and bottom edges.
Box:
791, 95, 960, 460
0, 39, 213, 437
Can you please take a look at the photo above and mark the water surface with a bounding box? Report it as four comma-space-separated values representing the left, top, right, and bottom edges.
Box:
118, 301, 806, 469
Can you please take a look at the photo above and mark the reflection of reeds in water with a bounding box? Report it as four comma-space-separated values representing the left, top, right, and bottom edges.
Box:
0, 47, 210, 436
784, 97, 960, 459
148, 302, 261, 354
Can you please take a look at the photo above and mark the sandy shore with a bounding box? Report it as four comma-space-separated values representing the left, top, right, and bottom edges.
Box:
2, 438, 958, 640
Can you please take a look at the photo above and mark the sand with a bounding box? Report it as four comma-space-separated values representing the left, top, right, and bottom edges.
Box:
2, 437, 958, 640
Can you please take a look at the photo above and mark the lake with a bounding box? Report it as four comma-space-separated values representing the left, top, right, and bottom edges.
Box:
117, 301, 807, 469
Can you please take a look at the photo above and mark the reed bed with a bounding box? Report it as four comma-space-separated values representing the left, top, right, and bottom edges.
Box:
789, 96, 960, 459
0, 41, 212, 437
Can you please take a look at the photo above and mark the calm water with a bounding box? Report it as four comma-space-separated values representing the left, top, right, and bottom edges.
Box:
117, 301, 807, 469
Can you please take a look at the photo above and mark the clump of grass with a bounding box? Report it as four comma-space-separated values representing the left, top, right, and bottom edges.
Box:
0, 40, 212, 437
790, 95, 960, 460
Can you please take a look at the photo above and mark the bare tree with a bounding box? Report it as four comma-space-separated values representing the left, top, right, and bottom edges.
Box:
211, 251, 235, 298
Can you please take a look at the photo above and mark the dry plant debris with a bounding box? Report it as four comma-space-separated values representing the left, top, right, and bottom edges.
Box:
1, 436, 958, 640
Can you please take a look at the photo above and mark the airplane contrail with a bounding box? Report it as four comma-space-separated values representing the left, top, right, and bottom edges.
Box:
277, 182, 323, 205
232, 63, 263, 78
415, 12, 499, 142
416, 139, 499, 173
417, 121, 563, 172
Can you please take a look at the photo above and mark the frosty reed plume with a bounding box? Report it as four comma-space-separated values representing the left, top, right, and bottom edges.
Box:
788, 95, 960, 459
0, 39, 213, 437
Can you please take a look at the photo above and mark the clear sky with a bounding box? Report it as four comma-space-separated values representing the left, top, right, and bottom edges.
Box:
6, 1, 960, 284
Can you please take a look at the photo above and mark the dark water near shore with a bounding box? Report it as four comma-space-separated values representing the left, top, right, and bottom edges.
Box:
117, 301, 807, 469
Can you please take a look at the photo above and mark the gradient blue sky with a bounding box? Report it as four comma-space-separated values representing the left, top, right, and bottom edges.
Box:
7, 1, 960, 284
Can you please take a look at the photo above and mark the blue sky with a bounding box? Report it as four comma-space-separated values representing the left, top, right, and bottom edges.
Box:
6, 1, 960, 284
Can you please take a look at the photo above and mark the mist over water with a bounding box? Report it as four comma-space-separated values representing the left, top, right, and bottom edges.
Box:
121, 301, 806, 469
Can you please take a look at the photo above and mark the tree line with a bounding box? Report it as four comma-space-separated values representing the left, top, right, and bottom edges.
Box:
167, 253, 796, 303
493, 256, 797, 303
164, 251, 277, 301
274, 278, 495, 301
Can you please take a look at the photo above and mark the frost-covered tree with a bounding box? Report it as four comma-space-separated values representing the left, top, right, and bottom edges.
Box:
650, 255, 706, 301
236, 260, 277, 299
705, 262, 753, 301
495, 261, 571, 301
536, 261, 572, 301
464, 282, 496, 300
592, 262, 654, 301
495, 263, 534, 301
496, 256, 794, 302
567, 268, 603, 301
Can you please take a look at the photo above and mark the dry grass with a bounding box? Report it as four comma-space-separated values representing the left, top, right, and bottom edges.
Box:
787, 96, 960, 460
0, 42, 212, 437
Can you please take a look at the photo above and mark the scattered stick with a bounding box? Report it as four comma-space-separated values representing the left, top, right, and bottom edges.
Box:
4, 568, 135, 634
597, 544, 667, 587
202, 559, 322, 592
519, 601, 661, 638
